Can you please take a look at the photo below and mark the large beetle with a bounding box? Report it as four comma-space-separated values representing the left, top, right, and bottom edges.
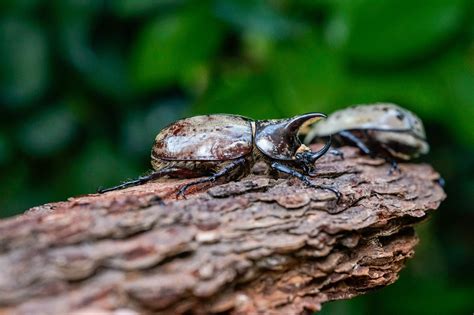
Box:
303, 103, 429, 172
99, 113, 339, 198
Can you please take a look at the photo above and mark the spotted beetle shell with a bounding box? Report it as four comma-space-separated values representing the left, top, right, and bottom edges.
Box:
303, 103, 429, 158
152, 114, 253, 161
307, 103, 426, 139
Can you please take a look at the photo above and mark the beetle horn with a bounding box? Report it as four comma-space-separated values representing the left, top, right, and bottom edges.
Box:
286, 112, 327, 135
307, 135, 332, 162
255, 112, 328, 161
288, 113, 330, 162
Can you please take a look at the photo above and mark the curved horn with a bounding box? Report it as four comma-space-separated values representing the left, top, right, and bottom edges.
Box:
286, 112, 327, 134
308, 135, 332, 162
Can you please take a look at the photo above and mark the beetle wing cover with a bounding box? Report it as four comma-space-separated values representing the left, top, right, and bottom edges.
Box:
153, 115, 253, 161
310, 103, 425, 138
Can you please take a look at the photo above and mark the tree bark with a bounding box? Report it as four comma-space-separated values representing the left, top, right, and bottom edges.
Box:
0, 147, 445, 314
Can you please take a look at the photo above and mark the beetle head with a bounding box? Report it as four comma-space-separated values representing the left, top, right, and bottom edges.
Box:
255, 113, 330, 168
294, 136, 332, 175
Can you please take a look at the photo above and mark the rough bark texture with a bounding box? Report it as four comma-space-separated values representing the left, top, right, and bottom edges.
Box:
0, 147, 445, 315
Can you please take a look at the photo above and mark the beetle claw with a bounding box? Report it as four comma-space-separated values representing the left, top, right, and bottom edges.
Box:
317, 184, 341, 203
304, 180, 341, 203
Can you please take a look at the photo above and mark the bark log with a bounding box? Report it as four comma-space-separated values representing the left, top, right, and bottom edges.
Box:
0, 147, 445, 314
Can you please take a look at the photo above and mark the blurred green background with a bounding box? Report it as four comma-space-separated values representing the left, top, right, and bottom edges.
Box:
1, 0, 473, 313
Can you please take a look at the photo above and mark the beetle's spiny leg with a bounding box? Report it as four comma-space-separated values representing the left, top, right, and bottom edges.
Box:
338, 131, 372, 156
176, 157, 247, 198
329, 148, 344, 159
97, 168, 179, 193
97, 176, 151, 193
176, 176, 215, 199
270, 162, 341, 202
387, 159, 401, 175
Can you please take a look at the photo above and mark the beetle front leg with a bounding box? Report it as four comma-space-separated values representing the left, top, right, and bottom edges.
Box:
270, 162, 341, 201
177, 157, 247, 198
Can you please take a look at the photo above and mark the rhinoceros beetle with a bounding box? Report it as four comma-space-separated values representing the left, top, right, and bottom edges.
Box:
303, 103, 429, 173
98, 113, 340, 199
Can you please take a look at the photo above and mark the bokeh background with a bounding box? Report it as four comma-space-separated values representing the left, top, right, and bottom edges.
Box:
1, 0, 473, 313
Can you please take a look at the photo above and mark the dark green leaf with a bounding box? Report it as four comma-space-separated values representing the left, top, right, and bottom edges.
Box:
130, 6, 224, 92
0, 133, 10, 165
194, 70, 278, 119
121, 99, 188, 157
113, 0, 187, 17
327, 0, 467, 64
214, 0, 305, 39
0, 17, 49, 107
268, 38, 344, 116
18, 105, 78, 156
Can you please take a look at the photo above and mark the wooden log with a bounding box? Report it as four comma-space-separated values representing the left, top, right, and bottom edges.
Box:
0, 147, 445, 314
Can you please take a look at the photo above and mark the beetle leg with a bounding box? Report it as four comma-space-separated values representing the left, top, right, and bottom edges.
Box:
97, 167, 181, 193
270, 162, 341, 202
338, 131, 373, 156
177, 157, 247, 198
329, 148, 344, 159
436, 176, 446, 187
387, 159, 401, 175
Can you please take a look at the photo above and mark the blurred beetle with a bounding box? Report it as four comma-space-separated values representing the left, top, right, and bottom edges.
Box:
303, 103, 429, 172
99, 113, 339, 198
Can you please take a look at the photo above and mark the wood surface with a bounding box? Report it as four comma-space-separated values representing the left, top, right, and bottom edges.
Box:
0, 147, 445, 314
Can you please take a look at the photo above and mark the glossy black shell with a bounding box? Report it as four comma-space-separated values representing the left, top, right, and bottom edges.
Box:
152, 114, 253, 161
255, 113, 326, 160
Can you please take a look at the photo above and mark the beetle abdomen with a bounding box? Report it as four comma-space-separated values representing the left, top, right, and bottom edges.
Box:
152, 114, 253, 161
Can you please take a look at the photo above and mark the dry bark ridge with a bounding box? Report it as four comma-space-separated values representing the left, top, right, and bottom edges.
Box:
0, 147, 445, 314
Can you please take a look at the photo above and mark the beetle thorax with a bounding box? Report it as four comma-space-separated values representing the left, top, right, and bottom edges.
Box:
254, 113, 326, 161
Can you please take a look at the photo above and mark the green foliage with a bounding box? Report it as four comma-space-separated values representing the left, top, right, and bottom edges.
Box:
0, 16, 49, 107
130, 5, 224, 92
0, 0, 473, 313
329, 0, 467, 64
113, 0, 176, 18
18, 105, 78, 156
